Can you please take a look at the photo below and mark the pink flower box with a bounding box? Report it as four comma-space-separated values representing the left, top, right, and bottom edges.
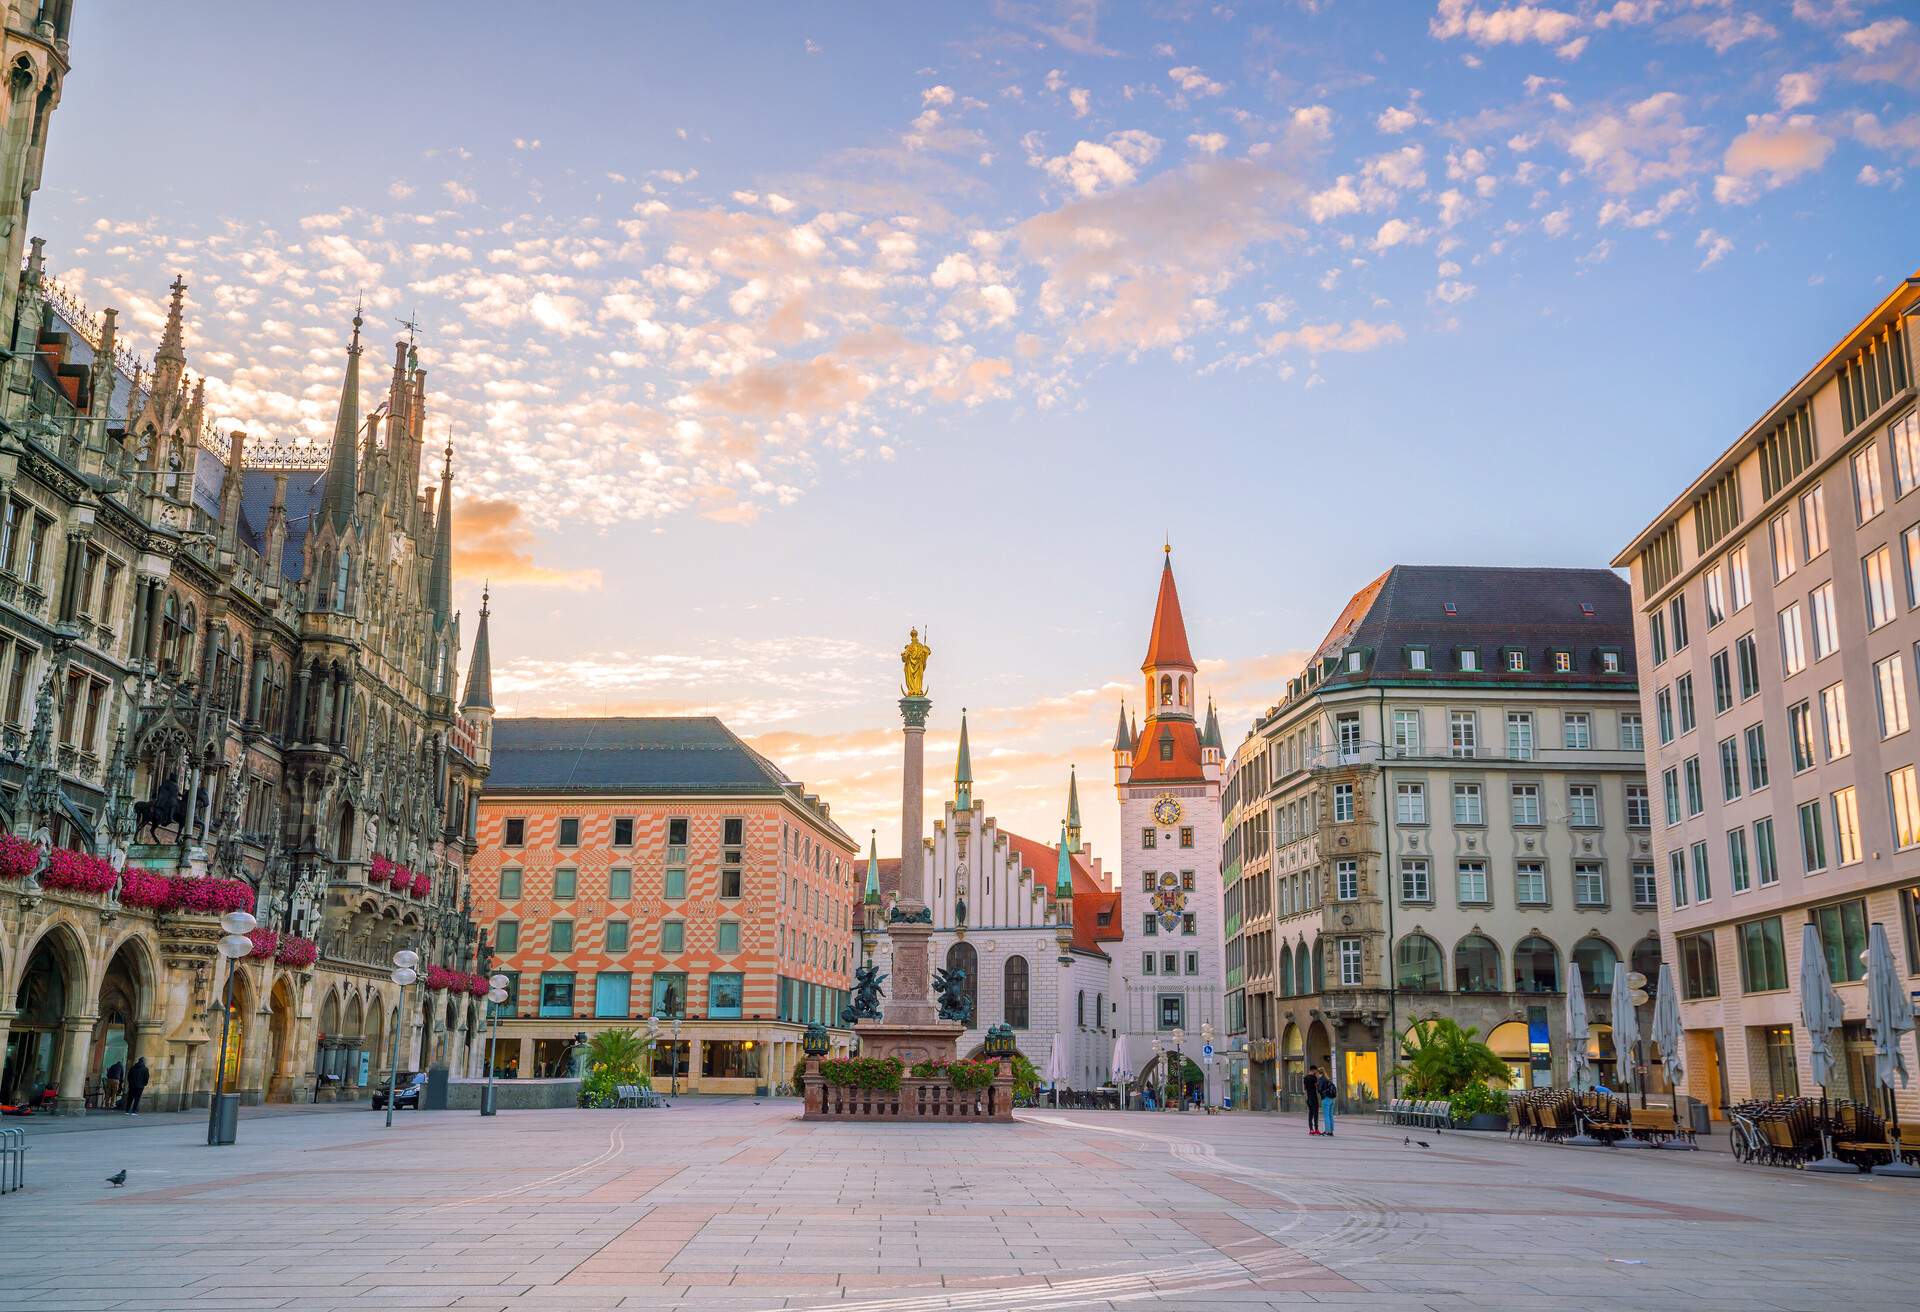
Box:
275, 936, 318, 968
41, 848, 118, 896
0, 833, 38, 881
247, 928, 280, 958
410, 871, 431, 898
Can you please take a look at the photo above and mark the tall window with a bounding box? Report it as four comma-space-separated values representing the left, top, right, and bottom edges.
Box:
1810, 583, 1839, 660
1891, 410, 1920, 498
607, 920, 630, 952
554, 867, 577, 900
721, 818, 745, 898
1663, 767, 1681, 825
1516, 860, 1546, 905
1670, 849, 1689, 909
609, 866, 632, 899
1338, 938, 1363, 987
1788, 700, 1817, 771
1453, 783, 1483, 825
1395, 781, 1426, 824
1890, 765, 1920, 849
1449, 710, 1477, 758
1854, 442, 1885, 523
1728, 544, 1752, 611
1514, 937, 1559, 993
708, 972, 744, 1019
1799, 799, 1828, 872
944, 941, 979, 1019
1711, 650, 1734, 714
1684, 756, 1704, 816
1670, 596, 1690, 653
1632, 861, 1657, 908
550, 919, 575, 952
1336, 713, 1362, 760
1573, 863, 1606, 907
1735, 634, 1761, 700
1727, 828, 1751, 894
1456, 860, 1488, 905
1820, 682, 1851, 760
1392, 708, 1422, 754
1781, 603, 1806, 676
1621, 711, 1643, 750
1812, 899, 1868, 983
1676, 674, 1697, 732
1003, 956, 1030, 1029
1395, 935, 1444, 992
1690, 840, 1711, 903
1802, 484, 1828, 559
1507, 711, 1535, 760
1704, 568, 1728, 628
1399, 858, 1431, 902
1333, 783, 1354, 823
1568, 784, 1599, 828
1865, 545, 1898, 629
1510, 783, 1541, 826
1455, 935, 1501, 992
1719, 736, 1742, 801
1771, 512, 1796, 581
1832, 787, 1862, 865
1626, 784, 1650, 827
1563, 712, 1591, 749
1754, 816, 1779, 886
1335, 859, 1359, 900
1878, 654, 1910, 737
558, 817, 580, 847
1657, 688, 1675, 743
1680, 932, 1719, 999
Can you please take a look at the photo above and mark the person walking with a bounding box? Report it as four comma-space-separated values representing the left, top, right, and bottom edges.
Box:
1304, 1066, 1322, 1135
104, 1059, 124, 1111
1319, 1068, 1337, 1137
124, 1057, 149, 1116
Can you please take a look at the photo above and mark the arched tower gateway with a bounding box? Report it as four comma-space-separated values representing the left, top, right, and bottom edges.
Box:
1114, 549, 1226, 1090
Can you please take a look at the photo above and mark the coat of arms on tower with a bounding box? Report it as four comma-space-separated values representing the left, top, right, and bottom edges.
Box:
1150, 871, 1186, 932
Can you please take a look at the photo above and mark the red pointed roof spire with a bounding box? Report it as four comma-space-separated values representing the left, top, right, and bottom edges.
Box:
1141, 546, 1195, 672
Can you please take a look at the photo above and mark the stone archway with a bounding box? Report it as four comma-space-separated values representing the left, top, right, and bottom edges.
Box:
88, 935, 156, 1109
213, 967, 253, 1100
3, 927, 87, 1107
364, 995, 386, 1083
342, 994, 365, 1091
267, 978, 297, 1102
1304, 1018, 1333, 1080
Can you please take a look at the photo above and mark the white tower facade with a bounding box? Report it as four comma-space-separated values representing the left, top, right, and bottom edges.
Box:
1113, 551, 1227, 1093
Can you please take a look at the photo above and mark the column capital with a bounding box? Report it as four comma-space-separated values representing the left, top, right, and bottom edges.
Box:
898, 696, 932, 729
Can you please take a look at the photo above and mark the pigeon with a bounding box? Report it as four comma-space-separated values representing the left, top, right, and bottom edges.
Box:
105, 1170, 127, 1188
1411, 1139, 1431, 1149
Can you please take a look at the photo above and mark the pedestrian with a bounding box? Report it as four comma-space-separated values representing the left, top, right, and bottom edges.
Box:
1304, 1066, 1322, 1135
124, 1057, 149, 1116
1320, 1068, 1337, 1137
104, 1059, 124, 1110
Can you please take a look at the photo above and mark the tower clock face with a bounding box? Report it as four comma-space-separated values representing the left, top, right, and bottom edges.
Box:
1153, 794, 1182, 827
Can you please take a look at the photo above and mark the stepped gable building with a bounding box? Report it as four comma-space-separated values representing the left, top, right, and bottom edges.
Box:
1613, 273, 1920, 1123
1224, 565, 1656, 1110
0, 6, 496, 1113
469, 716, 859, 1095
860, 726, 1123, 1090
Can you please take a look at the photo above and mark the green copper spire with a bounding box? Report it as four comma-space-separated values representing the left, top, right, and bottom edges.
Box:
955, 707, 973, 810
863, 830, 880, 905
1066, 766, 1082, 853
1055, 822, 1074, 899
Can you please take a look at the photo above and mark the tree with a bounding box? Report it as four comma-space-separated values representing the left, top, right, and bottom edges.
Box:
579, 1027, 653, 1107
1390, 1018, 1509, 1098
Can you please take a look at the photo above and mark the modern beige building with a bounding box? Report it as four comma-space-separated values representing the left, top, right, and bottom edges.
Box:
1224, 566, 1658, 1110
1613, 273, 1920, 1122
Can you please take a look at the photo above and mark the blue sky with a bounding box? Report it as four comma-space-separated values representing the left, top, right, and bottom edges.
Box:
37, 0, 1919, 859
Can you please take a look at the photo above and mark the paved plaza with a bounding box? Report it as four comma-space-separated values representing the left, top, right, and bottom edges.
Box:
2, 1099, 1916, 1311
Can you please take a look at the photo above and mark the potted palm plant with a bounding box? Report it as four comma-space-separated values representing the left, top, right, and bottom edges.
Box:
1391, 1018, 1513, 1131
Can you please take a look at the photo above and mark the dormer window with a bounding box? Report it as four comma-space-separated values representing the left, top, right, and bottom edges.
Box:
1602, 650, 1622, 673
1554, 651, 1572, 673
1459, 649, 1478, 672
1443, 602, 1458, 617
1159, 731, 1174, 761
1407, 646, 1429, 671
1346, 650, 1363, 673
1580, 602, 1596, 617
1506, 650, 1526, 673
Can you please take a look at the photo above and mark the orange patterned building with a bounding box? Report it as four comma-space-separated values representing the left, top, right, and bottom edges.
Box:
470, 717, 859, 1094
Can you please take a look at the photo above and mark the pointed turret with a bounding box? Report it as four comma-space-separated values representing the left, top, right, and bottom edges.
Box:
1202, 698, 1222, 750
863, 830, 881, 905
1113, 702, 1132, 752
1054, 822, 1074, 900
460, 583, 494, 713
320, 309, 363, 533
1142, 546, 1198, 720
954, 708, 973, 810
428, 439, 454, 629
1066, 767, 1082, 853
151, 275, 188, 395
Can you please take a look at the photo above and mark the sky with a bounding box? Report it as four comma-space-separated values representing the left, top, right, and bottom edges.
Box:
35, 0, 1918, 865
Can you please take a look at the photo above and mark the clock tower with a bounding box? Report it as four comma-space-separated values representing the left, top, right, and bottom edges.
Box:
1114, 549, 1226, 1091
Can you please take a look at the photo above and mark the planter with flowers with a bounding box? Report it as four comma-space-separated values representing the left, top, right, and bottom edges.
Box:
409, 870, 431, 899
0, 833, 38, 882
247, 927, 280, 959
274, 936, 319, 968
40, 848, 117, 897
368, 854, 393, 886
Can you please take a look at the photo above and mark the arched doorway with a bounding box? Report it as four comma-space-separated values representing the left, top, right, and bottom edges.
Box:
364, 998, 386, 1082
90, 938, 152, 1106
944, 941, 978, 1023
316, 989, 340, 1084
3, 931, 82, 1105
267, 980, 296, 1101
342, 995, 365, 1091
1486, 1020, 1530, 1089
1303, 1019, 1332, 1083
213, 968, 252, 1099
1281, 1022, 1304, 1096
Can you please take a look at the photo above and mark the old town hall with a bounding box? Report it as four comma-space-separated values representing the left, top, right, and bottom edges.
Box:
0, 4, 497, 1113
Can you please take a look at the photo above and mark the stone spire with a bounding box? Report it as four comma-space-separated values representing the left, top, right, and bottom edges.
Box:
151, 274, 188, 394
863, 829, 881, 905
1113, 701, 1132, 752
1066, 766, 1082, 853
320, 308, 363, 533
428, 437, 454, 629
1054, 822, 1074, 900
1202, 697, 1222, 750
954, 707, 972, 810
460, 583, 493, 712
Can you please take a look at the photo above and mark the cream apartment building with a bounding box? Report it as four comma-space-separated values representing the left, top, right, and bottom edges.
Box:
1613, 273, 1920, 1121
1225, 566, 1659, 1109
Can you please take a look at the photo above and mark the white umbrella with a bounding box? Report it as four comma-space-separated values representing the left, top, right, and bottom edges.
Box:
1610, 961, 1650, 1148
1798, 922, 1854, 1173
1562, 963, 1602, 1147
1045, 1032, 1069, 1106
1110, 1035, 1133, 1111
1865, 922, 1919, 1177
1650, 963, 1692, 1152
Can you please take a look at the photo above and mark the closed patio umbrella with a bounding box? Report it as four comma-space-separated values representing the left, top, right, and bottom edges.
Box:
1798, 922, 1854, 1173
1045, 1032, 1069, 1107
1563, 963, 1603, 1147
1610, 963, 1649, 1148
1109, 1034, 1132, 1109
1865, 922, 1919, 1177
1650, 964, 1693, 1151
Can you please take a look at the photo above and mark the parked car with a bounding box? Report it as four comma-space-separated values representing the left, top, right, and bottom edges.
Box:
371, 1071, 427, 1110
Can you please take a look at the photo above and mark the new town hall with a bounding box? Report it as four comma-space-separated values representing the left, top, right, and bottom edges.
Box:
0, 6, 498, 1112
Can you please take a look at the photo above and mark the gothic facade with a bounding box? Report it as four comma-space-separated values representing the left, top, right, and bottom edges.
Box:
0, 2, 498, 1113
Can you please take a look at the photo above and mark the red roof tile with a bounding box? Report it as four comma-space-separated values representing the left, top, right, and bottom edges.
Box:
1141, 555, 1195, 672
1129, 716, 1206, 783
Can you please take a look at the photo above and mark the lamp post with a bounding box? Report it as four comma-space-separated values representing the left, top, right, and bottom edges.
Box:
207, 909, 257, 1146
480, 973, 509, 1117
1201, 1021, 1216, 1109
385, 949, 419, 1129
1149, 1037, 1163, 1111
1171, 1026, 1186, 1110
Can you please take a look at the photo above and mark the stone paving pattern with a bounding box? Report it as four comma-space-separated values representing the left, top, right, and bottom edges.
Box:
2, 1098, 1916, 1310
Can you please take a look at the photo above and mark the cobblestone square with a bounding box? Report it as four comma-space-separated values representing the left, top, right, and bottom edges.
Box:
4, 1100, 1916, 1311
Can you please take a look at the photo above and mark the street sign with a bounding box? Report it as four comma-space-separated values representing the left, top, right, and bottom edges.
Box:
1202, 1043, 1214, 1058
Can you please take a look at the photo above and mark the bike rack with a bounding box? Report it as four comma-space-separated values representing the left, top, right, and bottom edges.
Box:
0, 1127, 26, 1195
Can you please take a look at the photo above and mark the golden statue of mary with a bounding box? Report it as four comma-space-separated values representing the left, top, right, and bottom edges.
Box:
901, 627, 930, 697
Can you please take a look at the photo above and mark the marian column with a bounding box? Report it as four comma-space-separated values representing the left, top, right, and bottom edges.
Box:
886, 628, 939, 1027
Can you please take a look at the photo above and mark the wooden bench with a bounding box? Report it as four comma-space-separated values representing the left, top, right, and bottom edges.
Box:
1630, 1107, 1695, 1146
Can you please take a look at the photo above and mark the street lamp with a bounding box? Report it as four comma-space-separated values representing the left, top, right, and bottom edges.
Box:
385, 949, 419, 1129
207, 909, 256, 1146
1201, 1021, 1216, 1109
480, 973, 509, 1117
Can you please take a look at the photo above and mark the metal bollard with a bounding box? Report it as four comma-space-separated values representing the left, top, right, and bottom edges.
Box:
0, 1127, 26, 1195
